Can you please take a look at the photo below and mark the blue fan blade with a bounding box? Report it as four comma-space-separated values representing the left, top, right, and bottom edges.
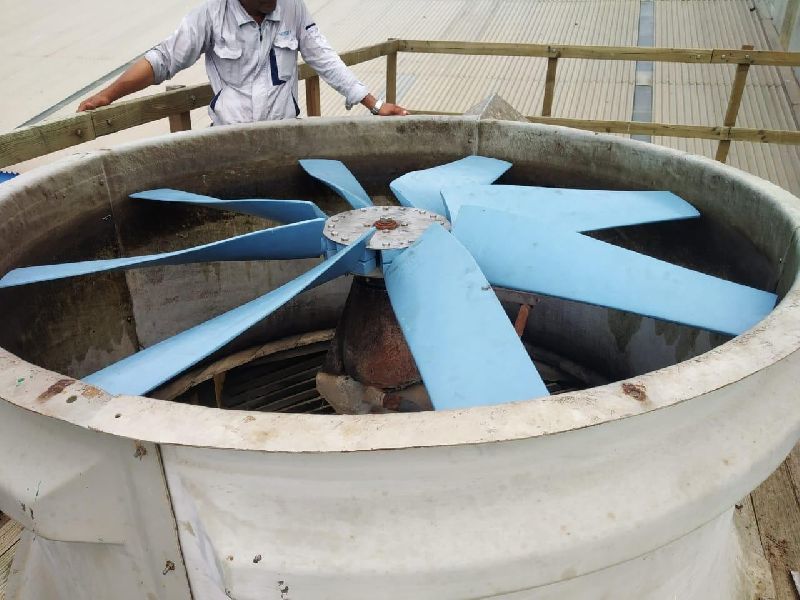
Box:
299, 159, 373, 209
389, 156, 512, 216
454, 207, 777, 336
383, 224, 548, 410
85, 230, 373, 396
0, 219, 326, 289
132, 189, 327, 222
0, 171, 19, 184
442, 185, 700, 231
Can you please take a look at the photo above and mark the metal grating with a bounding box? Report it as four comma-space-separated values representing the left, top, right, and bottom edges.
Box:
220, 350, 335, 414
170, 332, 600, 414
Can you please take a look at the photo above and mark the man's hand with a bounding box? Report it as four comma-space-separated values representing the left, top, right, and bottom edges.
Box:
360, 94, 409, 117
77, 93, 113, 112
378, 102, 409, 117
76, 58, 156, 113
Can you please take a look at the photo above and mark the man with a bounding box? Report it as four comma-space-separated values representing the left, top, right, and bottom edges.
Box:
78, 0, 408, 123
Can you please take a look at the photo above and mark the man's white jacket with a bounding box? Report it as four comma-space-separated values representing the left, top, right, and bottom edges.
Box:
145, 0, 369, 125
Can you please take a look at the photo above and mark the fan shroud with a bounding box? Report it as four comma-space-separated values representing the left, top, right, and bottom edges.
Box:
0, 114, 797, 600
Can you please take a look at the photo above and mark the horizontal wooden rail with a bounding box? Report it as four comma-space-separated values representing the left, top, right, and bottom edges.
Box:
396, 40, 800, 66
2, 38, 799, 170
410, 111, 800, 145
0, 85, 214, 167
533, 117, 800, 145
0, 41, 398, 168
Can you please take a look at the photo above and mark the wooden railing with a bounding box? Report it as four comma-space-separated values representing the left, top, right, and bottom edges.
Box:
2, 39, 799, 169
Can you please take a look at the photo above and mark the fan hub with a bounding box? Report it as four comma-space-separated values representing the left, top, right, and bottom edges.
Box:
374, 217, 399, 231
323, 206, 450, 250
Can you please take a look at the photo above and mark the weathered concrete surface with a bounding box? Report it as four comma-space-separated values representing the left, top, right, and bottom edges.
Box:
0, 400, 191, 600
0, 116, 798, 599
0, 155, 140, 377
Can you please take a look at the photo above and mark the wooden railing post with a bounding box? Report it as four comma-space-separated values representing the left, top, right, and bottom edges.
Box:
386, 43, 398, 104
715, 45, 754, 163
305, 75, 322, 117
542, 52, 560, 117
166, 85, 192, 132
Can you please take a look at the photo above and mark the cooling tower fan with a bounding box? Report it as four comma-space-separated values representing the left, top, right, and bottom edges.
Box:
0, 156, 776, 412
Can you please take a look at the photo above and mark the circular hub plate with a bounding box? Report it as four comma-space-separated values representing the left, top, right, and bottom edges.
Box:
324, 206, 451, 250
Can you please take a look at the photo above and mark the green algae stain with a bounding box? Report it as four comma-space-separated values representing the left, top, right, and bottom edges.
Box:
654, 320, 701, 363
608, 311, 643, 355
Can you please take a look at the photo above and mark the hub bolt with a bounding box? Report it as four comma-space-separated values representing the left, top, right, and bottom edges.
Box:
374, 217, 399, 231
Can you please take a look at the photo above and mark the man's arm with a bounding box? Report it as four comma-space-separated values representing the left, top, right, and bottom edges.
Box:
78, 59, 155, 111
297, 5, 408, 116
78, 6, 211, 112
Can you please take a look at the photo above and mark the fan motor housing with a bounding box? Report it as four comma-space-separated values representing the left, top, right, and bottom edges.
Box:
0, 116, 798, 599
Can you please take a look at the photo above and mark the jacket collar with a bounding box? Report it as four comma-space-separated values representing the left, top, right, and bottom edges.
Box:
233, 0, 282, 26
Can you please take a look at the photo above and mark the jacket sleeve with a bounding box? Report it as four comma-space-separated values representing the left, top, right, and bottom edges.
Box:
144, 4, 212, 84
296, 1, 369, 108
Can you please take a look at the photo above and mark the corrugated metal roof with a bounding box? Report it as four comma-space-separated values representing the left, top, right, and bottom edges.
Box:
310, 0, 638, 121
653, 0, 800, 194
5, 0, 799, 196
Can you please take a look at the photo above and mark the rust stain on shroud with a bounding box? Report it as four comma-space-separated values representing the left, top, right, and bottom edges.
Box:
37, 378, 75, 402
622, 382, 648, 402
80, 384, 104, 398
134, 442, 148, 460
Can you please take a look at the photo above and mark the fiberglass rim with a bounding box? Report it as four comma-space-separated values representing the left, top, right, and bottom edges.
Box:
0, 116, 798, 453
